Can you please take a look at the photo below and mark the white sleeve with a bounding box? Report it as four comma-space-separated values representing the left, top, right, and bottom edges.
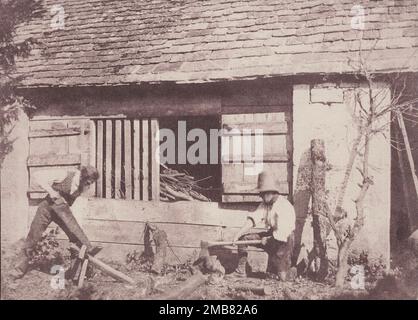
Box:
272, 201, 296, 242
33, 169, 67, 198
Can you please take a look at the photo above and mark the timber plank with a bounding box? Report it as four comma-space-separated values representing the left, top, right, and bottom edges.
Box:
85, 198, 268, 228
115, 120, 122, 199
150, 119, 160, 201
142, 119, 149, 200
27, 154, 81, 167
133, 120, 141, 200
30, 136, 68, 155
222, 122, 288, 135
29, 127, 81, 138
124, 120, 133, 199
105, 120, 113, 198
96, 120, 104, 198
89, 120, 96, 196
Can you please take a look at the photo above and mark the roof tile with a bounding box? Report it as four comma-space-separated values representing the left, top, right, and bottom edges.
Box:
13, 0, 418, 87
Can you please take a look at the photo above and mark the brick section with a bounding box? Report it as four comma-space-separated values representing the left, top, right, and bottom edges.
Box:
11, 0, 418, 87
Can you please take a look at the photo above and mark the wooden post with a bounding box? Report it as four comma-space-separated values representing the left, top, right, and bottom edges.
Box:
124, 120, 132, 199
397, 110, 418, 202
142, 119, 149, 200
395, 126, 414, 233
88, 120, 96, 197
151, 118, 160, 201
105, 120, 113, 198
96, 120, 104, 198
115, 120, 122, 199
133, 120, 141, 200
310, 139, 329, 281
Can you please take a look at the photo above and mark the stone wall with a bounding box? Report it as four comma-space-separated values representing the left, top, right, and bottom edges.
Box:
293, 82, 391, 266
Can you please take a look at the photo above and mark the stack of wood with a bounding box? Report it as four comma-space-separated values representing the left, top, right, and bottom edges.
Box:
160, 168, 210, 202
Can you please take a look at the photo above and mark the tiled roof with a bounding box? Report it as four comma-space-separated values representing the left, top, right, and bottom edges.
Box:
13, 0, 418, 87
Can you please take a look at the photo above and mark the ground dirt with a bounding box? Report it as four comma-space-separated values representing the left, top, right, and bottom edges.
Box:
1, 240, 417, 300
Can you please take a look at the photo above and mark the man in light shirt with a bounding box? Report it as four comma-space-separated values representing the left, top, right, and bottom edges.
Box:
11, 165, 101, 279
232, 171, 296, 280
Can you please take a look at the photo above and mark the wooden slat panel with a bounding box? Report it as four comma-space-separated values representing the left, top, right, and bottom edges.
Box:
70, 119, 90, 166
222, 162, 289, 194
86, 198, 270, 227
30, 136, 68, 155
133, 120, 141, 200
221, 112, 291, 203
222, 194, 261, 202
29, 120, 68, 131
114, 120, 122, 199
29, 128, 81, 138
89, 121, 96, 167
227, 144, 288, 162
223, 181, 289, 194
124, 120, 133, 199
222, 122, 288, 135
96, 120, 104, 197
27, 154, 81, 166
105, 120, 113, 198
88, 120, 96, 197
222, 112, 285, 124
150, 119, 160, 201
142, 119, 149, 200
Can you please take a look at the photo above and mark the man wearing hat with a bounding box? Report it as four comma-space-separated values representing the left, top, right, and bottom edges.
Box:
11, 165, 102, 279
232, 171, 296, 280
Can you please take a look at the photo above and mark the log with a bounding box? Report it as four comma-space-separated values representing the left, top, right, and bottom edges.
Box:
70, 245, 136, 285
165, 185, 193, 201
231, 285, 273, 296
310, 139, 329, 281
395, 127, 415, 233
397, 111, 418, 229
150, 226, 168, 274
153, 272, 208, 300
397, 111, 418, 198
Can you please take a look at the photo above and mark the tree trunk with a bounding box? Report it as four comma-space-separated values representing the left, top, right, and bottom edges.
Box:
335, 241, 351, 288
310, 139, 329, 281
149, 224, 168, 274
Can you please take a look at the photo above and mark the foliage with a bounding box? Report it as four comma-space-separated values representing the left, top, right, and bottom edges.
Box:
28, 228, 71, 273
0, 0, 41, 165
347, 251, 387, 283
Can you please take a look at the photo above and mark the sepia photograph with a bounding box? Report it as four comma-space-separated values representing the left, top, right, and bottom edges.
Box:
1, 0, 417, 306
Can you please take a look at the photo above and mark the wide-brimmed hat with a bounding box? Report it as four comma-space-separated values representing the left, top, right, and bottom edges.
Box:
256, 171, 280, 194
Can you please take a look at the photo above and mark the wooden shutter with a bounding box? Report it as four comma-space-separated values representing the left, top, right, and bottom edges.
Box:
221, 112, 291, 202
27, 117, 92, 199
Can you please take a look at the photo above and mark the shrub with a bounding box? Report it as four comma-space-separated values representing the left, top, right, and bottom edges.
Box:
29, 228, 70, 273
